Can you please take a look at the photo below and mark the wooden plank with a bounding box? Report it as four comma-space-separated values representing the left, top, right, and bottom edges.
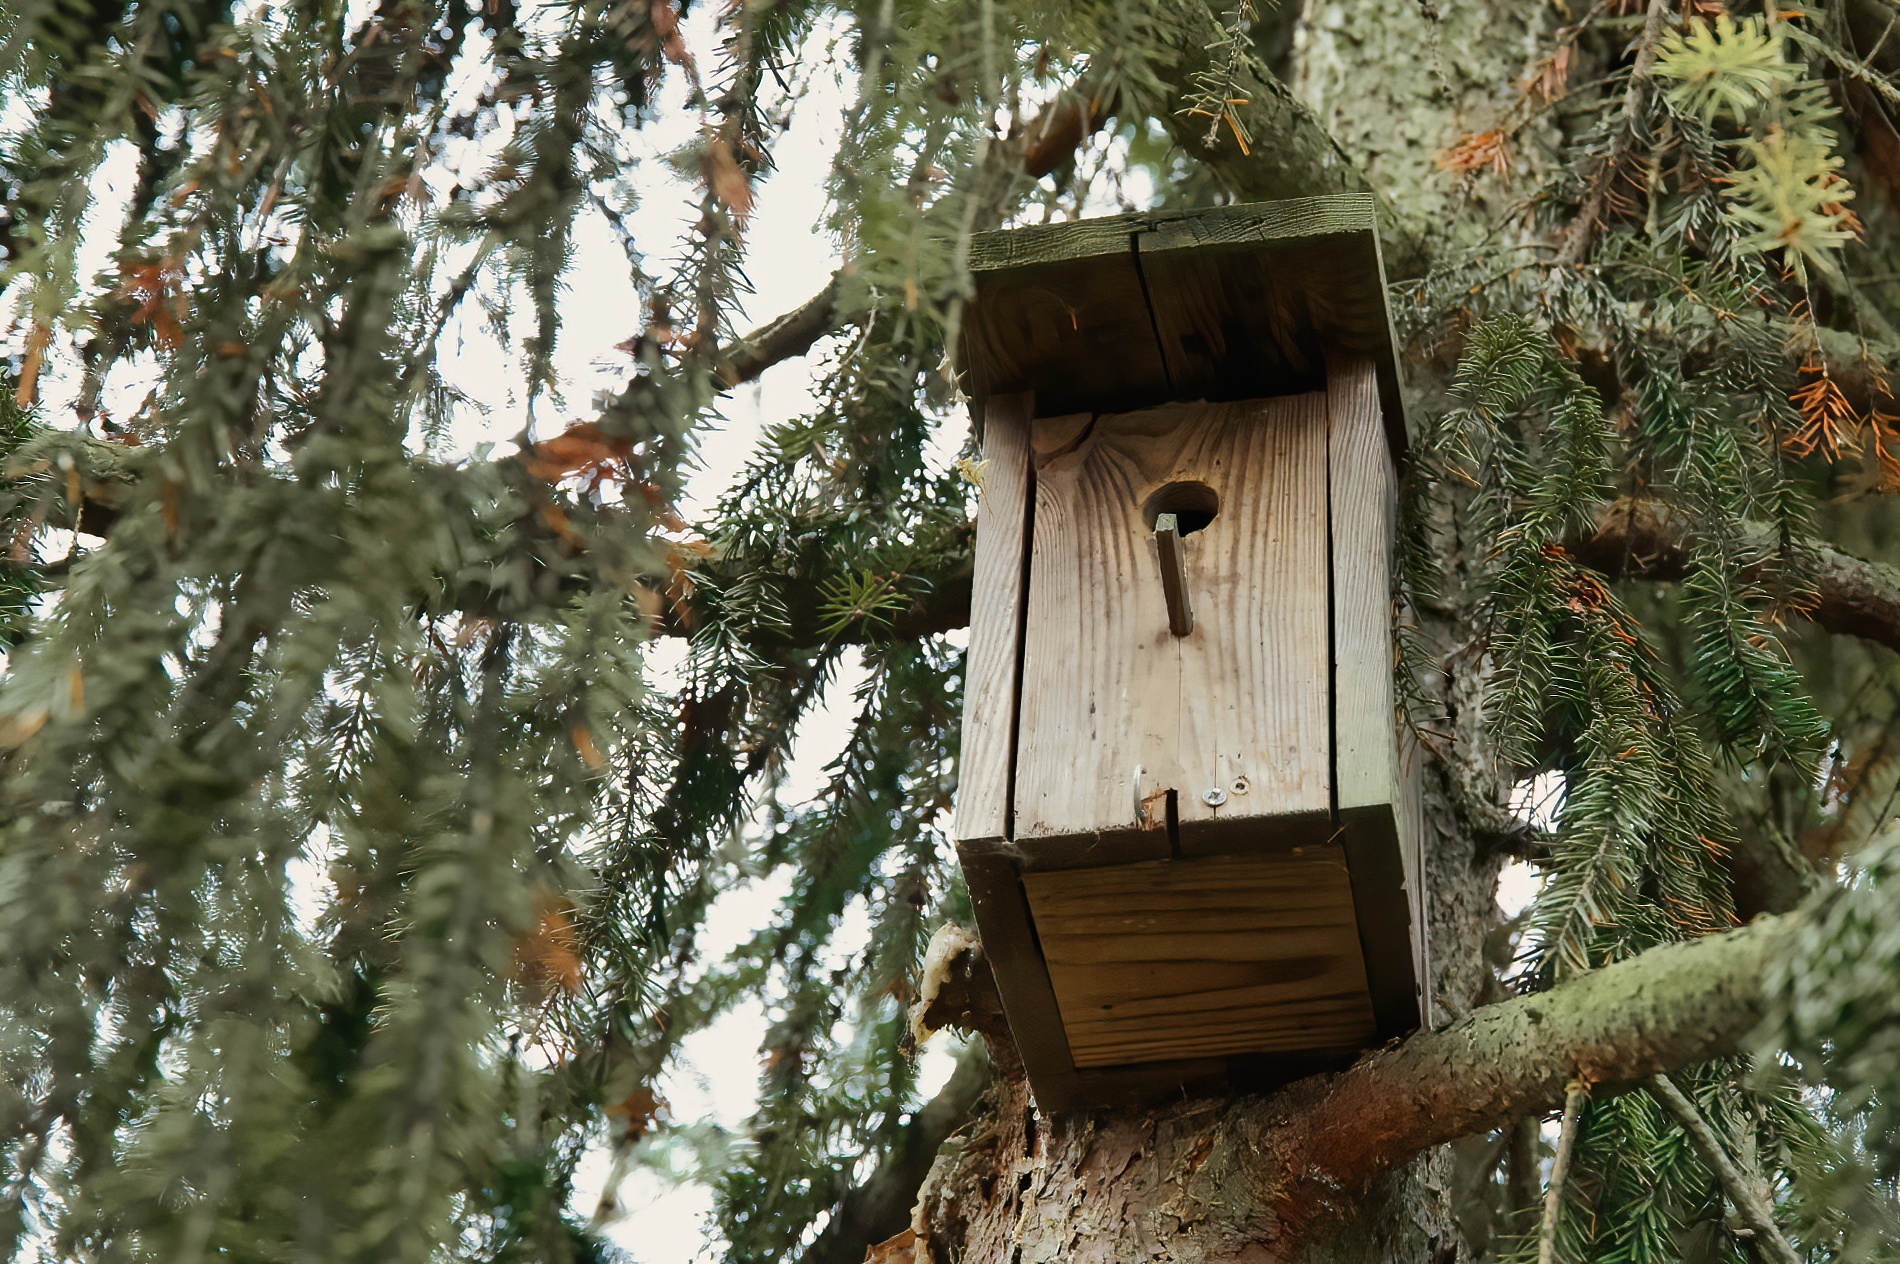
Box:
952, 393, 1033, 846
1153, 513, 1194, 636
957, 845, 1082, 1108
1023, 851, 1378, 1069
968, 213, 1152, 273
1340, 805, 1421, 1037
1012, 396, 1333, 849
1326, 353, 1421, 1036
968, 195, 1376, 274
1328, 354, 1400, 815
1138, 201, 1408, 451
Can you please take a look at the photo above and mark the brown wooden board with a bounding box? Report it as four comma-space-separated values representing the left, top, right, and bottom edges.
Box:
956, 844, 1082, 1108
1022, 850, 1378, 1069
1338, 804, 1421, 1036
953, 393, 1035, 845
1013, 396, 1332, 849
1401, 723, 1434, 1029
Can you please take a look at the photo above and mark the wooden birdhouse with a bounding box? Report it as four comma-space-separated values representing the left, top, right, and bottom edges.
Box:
952, 194, 1428, 1111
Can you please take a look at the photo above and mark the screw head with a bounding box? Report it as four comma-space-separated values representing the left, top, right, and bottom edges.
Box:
1201, 787, 1228, 807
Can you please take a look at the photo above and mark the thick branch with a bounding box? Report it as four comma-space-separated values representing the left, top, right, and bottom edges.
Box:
1572, 496, 1900, 656
1274, 913, 1800, 1219
920, 913, 1809, 1257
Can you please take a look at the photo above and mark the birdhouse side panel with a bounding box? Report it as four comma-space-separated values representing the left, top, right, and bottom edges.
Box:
1327, 355, 1400, 816
1327, 353, 1427, 1037
1012, 397, 1332, 850
953, 391, 1035, 847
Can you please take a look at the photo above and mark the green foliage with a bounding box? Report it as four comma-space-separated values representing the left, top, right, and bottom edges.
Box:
1769, 826, 1900, 1181
1656, 15, 1796, 123
1400, 3, 1900, 1254
1654, 12, 1859, 279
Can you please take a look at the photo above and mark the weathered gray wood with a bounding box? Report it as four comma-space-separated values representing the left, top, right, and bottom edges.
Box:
967, 214, 1150, 273
1153, 514, 1194, 636
959, 250, 1171, 416
953, 392, 1033, 846
1023, 850, 1378, 1068
1135, 194, 1377, 252
1340, 805, 1422, 1037
1328, 354, 1399, 815
966, 195, 1377, 275
1012, 396, 1333, 845
1402, 722, 1434, 1028
1326, 353, 1423, 1037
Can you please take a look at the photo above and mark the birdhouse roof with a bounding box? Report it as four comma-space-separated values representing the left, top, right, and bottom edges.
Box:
958, 194, 1408, 455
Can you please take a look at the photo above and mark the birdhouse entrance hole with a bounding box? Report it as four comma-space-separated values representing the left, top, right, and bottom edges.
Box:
952, 195, 1428, 1112
1143, 481, 1219, 535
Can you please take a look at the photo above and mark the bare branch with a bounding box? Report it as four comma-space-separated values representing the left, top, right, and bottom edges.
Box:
797, 1043, 993, 1264
1537, 1081, 1589, 1264
714, 275, 854, 389
1646, 1073, 1803, 1264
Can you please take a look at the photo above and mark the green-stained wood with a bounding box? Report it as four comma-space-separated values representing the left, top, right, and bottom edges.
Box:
960, 195, 1408, 453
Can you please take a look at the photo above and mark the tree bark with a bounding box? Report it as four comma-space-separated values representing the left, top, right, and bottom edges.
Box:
901, 914, 1800, 1262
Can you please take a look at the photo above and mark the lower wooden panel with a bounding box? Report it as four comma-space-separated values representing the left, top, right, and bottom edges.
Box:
1022, 850, 1378, 1069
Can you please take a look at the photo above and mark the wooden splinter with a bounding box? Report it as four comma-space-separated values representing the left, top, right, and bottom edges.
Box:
1154, 512, 1194, 637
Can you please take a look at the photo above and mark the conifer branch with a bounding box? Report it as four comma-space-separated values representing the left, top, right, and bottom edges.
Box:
797, 1044, 993, 1264
1646, 1073, 1803, 1264
714, 275, 854, 388
1555, 0, 1673, 267
1573, 497, 1900, 656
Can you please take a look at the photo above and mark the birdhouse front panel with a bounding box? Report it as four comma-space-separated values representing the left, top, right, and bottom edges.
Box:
1013, 396, 1332, 853
951, 195, 1427, 1112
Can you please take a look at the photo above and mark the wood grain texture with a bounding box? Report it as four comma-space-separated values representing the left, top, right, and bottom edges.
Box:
1013, 396, 1332, 845
1402, 723, 1434, 1028
953, 393, 1033, 846
1023, 851, 1378, 1068
1327, 355, 1399, 815
966, 195, 1376, 274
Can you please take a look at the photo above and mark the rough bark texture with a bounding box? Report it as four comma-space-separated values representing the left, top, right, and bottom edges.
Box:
908, 917, 1797, 1263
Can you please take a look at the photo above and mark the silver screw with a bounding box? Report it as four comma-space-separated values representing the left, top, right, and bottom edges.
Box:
1202, 787, 1227, 807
